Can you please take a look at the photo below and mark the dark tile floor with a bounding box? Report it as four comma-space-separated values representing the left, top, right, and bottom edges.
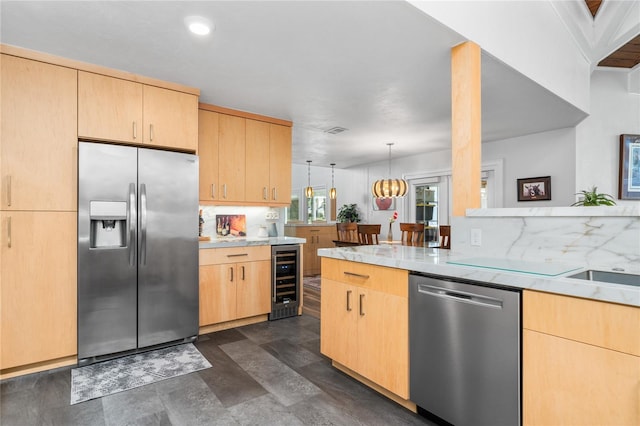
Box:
1, 315, 432, 425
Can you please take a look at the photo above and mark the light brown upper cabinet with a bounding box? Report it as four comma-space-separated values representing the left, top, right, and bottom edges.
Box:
1, 55, 78, 211
78, 72, 198, 152
268, 124, 292, 205
198, 104, 292, 206
198, 110, 219, 202
218, 114, 246, 202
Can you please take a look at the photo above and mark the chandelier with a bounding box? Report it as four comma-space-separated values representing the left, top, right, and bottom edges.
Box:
371, 143, 408, 198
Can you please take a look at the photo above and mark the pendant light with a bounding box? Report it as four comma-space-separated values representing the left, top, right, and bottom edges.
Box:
329, 163, 337, 199
305, 160, 314, 198
372, 143, 408, 198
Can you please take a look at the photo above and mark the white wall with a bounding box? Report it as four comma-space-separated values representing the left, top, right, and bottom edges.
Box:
576, 70, 640, 205
408, 0, 591, 112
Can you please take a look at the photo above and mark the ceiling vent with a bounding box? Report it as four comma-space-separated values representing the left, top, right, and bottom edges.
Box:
325, 126, 348, 134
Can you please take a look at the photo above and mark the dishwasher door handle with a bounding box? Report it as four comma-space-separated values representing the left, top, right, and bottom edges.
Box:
417, 284, 503, 309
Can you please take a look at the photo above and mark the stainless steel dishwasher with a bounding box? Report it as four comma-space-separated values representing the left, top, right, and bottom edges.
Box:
409, 272, 521, 426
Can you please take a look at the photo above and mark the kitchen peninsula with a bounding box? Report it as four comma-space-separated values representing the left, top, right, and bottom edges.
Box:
317, 207, 639, 426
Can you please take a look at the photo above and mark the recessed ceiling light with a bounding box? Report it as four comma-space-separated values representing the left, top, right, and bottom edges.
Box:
184, 16, 213, 36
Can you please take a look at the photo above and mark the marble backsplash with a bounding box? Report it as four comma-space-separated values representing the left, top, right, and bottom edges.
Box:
451, 208, 640, 273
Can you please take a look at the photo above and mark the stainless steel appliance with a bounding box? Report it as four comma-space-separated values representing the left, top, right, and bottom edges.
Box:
269, 245, 300, 320
78, 142, 199, 364
409, 272, 521, 426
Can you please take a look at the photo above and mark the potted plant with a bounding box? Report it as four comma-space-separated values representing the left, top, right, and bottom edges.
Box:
571, 186, 616, 206
337, 203, 361, 223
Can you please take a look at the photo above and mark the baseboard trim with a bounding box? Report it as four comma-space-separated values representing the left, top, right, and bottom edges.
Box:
199, 314, 268, 335
331, 360, 416, 413
1, 355, 77, 380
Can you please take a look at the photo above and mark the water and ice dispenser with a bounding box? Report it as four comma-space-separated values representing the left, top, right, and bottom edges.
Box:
89, 201, 128, 248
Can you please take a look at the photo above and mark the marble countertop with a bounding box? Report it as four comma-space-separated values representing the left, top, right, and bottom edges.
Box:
318, 245, 639, 307
200, 236, 305, 249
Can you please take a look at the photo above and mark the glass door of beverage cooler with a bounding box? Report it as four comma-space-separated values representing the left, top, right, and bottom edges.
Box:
415, 185, 438, 244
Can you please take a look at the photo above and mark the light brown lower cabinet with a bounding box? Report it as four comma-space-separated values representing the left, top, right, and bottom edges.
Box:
199, 246, 270, 327
0, 211, 77, 371
523, 290, 639, 426
320, 258, 409, 400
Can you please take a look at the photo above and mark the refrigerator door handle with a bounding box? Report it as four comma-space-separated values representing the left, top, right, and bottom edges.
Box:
140, 183, 147, 265
128, 183, 136, 266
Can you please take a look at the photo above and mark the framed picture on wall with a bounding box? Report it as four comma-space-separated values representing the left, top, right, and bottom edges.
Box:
372, 197, 395, 211
618, 134, 640, 200
517, 176, 551, 201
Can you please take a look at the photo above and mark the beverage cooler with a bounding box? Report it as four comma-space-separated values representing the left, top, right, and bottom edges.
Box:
269, 245, 300, 320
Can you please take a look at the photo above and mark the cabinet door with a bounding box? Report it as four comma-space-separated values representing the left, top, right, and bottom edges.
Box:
198, 110, 219, 201
1, 55, 77, 211
236, 260, 271, 318
357, 287, 409, 399
1, 212, 77, 369
143, 85, 198, 151
245, 119, 271, 203
78, 71, 142, 144
320, 278, 357, 369
524, 329, 639, 426
269, 124, 292, 204
218, 114, 246, 202
199, 264, 237, 326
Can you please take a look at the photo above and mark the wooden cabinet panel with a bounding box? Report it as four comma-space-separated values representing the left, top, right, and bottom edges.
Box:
269, 124, 292, 204
218, 114, 246, 202
320, 258, 409, 400
199, 264, 236, 326
523, 329, 639, 426
199, 248, 271, 327
78, 71, 142, 144
236, 260, 271, 318
245, 120, 271, 203
78, 72, 197, 151
143, 85, 198, 151
357, 287, 409, 398
286, 225, 335, 276
320, 278, 358, 370
198, 110, 219, 202
1, 212, 77, 369
323, 257, 408, 297
524, 290, 639, 356
1, 55, 77, 211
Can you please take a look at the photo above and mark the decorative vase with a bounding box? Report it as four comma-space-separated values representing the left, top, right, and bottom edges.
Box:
387, 223, 393, 242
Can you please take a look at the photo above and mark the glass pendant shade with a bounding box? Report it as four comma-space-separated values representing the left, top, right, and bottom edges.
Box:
305, 160, 314, 198
372, 143, 408, 198
329, 163, 337, 199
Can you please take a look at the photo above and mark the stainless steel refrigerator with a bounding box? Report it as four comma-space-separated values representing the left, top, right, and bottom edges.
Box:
78, 142, 199, 364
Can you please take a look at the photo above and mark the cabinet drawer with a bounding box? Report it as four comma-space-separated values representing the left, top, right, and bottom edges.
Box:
523, 290, 640, 356
322, 257, 408, 298
199, 245, 270, 265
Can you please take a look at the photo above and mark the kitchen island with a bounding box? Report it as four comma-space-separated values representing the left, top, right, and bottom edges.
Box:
318, 245, 639, 425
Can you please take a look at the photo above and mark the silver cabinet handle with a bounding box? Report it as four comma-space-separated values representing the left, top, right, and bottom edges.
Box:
230, 266, 234, 282
227, 253, 248, 258
344, 271, 370, 279
128, 183, 136, 266
6, 175, 11, 207
263, 187, 268, 200
149, 124, 154, 142
346, 290, 352, 311
133, 122, 137, 139
272, 187, 277, 200
7, 216, 11, 248
140, 183, 147, 265
359, 294, 365, 316
223, 184, 227, 199
241, 265, 245, 281
211, 184, 215, 199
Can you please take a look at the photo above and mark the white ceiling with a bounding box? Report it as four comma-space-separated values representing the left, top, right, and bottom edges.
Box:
1, 1, 588, 168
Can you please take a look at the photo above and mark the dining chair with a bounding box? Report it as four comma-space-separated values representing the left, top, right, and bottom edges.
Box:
336, 222, 358, 243
439, 225, 451, 249
357, 224, 381, 245
400, 223, 425, 246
